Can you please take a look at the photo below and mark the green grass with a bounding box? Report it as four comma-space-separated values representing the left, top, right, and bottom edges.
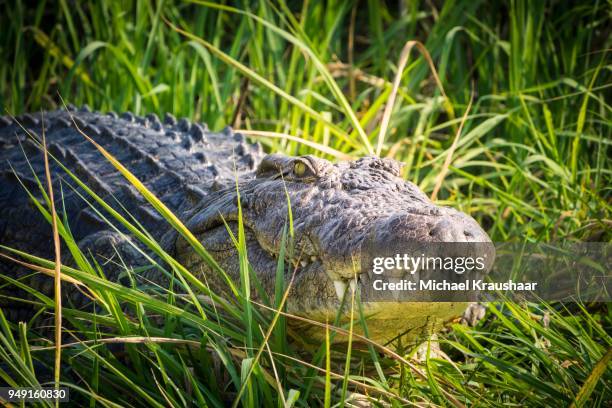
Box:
0, 0, 610, 406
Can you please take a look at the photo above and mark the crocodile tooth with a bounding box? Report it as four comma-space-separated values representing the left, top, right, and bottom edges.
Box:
349, 278, 357, 293
300, 260, 307, 268
333, 280, 347, 300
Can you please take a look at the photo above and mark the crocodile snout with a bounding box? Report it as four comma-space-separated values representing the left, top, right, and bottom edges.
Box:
317, 208, 493, 301
373, 208, 490, 246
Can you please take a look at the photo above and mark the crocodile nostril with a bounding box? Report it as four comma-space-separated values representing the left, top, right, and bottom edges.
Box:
464, 230, 473, 238
428, 219, 453, 241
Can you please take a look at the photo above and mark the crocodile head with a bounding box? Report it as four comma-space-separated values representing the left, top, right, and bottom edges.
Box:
177, 154, 493, 343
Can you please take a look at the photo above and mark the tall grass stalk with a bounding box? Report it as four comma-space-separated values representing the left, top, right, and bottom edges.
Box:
41, 114, 63, 395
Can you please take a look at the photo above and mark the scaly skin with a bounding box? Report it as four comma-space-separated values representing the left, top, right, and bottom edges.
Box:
0, 107, 492, 343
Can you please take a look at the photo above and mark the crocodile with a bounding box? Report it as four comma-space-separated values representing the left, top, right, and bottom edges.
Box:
0, 106, 492, 343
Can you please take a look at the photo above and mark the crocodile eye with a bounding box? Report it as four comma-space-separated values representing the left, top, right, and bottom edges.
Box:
256, 154, 319, 180
293, 161, 307, 177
